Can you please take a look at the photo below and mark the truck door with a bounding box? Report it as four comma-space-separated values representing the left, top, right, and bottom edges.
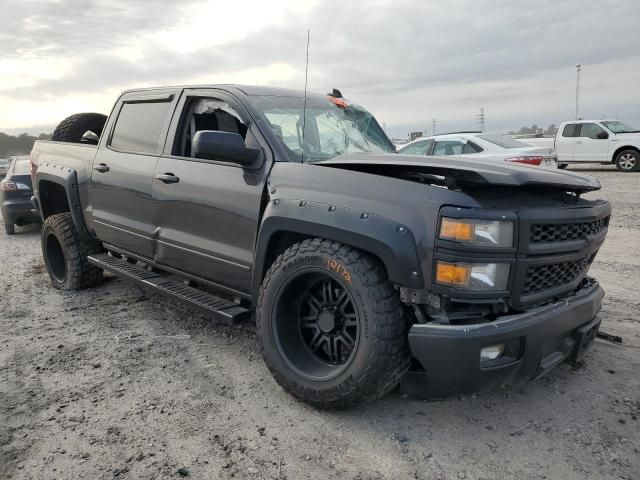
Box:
556, 123, 580, 162
152, 89, 271, 296
90, 90, 178, 258
573, 123, 610, 162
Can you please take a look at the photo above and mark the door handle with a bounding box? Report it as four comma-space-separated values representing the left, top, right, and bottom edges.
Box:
575, 141, 583, 144
93, 163, 109, 173
155, 173, 180, 184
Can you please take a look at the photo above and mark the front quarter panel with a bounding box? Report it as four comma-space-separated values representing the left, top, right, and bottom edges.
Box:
253, 162, 480, 294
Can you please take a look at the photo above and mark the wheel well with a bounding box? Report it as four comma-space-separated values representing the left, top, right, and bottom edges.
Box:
259, 231, 389, 286
611, 145, 639, 163
39, 181, 70, 219
261, 231, 311, 280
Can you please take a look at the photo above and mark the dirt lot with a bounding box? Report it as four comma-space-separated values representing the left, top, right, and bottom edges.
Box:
1, 165, 639, 480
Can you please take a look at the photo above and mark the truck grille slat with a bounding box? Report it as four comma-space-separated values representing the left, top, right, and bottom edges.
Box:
530, 217, 609, 243
522, 255, 595, 295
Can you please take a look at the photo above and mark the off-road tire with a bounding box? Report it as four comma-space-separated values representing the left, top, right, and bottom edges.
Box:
614, 149, 640, 172
257, 238, 411, 409
41, 213, 103, 290
52, 113, 107, 143
4, 222, 15, 235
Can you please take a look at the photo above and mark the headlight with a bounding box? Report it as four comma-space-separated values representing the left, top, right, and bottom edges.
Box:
440, 217, 514, 247
436, 261, 510, 290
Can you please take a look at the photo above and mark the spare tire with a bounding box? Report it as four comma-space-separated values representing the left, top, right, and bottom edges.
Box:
52, 113, 107, 143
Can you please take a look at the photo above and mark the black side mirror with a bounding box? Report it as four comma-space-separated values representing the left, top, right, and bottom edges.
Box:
597, 131, 609, 140
192, 130, 260, 167
81, 130, 99, 145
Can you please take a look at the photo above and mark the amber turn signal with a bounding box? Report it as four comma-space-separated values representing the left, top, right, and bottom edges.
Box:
440, 218, 474, 242
435, 261, 471, 287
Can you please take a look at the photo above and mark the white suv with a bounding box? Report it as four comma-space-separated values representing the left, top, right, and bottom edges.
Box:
398, 133, 557, 168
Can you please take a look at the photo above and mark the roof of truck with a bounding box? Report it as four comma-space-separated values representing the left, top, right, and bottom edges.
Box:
120, 84, 314, 98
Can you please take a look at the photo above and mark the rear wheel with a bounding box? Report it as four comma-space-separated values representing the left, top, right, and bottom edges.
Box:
41, 213, 104, 290
52, 113, 107, 143
614, 149, 639, 172
558, 163, 568, 169
4, 222, 14, 235
257, 238, 411, 408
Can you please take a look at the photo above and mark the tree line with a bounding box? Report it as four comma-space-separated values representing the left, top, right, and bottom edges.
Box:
0, 132, 52, 158
508, 124, 558, 136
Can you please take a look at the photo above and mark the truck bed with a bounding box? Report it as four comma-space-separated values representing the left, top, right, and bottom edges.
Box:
31, 140, 97, 186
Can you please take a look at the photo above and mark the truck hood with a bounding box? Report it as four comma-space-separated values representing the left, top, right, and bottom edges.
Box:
315, 153, 601, 192
615, 132, 640, 140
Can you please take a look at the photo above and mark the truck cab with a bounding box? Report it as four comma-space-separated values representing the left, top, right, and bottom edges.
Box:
555, 119, 640, 171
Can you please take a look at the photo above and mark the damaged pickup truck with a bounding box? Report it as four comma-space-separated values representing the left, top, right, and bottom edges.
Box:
30, 85, 610, 408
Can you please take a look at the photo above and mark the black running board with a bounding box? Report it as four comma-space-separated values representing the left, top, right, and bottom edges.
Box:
88, 253, 251, 325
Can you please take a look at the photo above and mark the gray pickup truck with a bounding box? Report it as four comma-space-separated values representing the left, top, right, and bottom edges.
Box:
30, 85, 611, 408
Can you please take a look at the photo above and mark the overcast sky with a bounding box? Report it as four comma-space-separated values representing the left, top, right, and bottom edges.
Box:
1, 0, 639, 137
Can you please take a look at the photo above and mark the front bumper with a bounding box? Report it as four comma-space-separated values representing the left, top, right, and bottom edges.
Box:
402, 280, 604, 397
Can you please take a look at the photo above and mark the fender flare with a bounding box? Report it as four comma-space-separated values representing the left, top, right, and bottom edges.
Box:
252, 198, 424, 298
35, 163, 91, 240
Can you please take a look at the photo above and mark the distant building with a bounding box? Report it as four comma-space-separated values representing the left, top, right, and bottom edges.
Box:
409, 131, 424, 141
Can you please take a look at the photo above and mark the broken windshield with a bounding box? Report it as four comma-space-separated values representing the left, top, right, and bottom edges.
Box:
250, 94, 394, 162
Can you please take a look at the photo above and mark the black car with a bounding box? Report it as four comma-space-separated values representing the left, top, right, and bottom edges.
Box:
1, 158, 40, 235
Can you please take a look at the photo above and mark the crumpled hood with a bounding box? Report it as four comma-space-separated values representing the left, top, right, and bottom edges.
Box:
315, 153, 601, 192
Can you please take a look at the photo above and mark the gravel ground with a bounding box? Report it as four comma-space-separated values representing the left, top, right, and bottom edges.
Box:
1, 165, 639, 480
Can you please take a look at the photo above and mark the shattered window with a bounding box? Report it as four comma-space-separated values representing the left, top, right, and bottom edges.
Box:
251, 94, 394, 162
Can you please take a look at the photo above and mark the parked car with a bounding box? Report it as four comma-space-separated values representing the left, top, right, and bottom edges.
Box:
1, 158, 40, 234
522, 120, 640, 171
30, 85, 609, 407
398, 132, 557, 168
0, 158, 10, 179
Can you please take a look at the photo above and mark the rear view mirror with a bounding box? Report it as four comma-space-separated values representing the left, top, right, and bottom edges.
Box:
81, 130, 99, 145
597, 131, 608, 140
192, 130, 260, 167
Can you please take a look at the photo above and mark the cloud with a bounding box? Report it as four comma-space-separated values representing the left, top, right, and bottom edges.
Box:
1, 0, 639, 133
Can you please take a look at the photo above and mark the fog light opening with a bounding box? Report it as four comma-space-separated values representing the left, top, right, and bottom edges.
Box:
480, 344, 505, 362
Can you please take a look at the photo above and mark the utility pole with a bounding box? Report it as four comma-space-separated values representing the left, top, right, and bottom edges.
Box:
475, 108, 485, 132
432, 118, 437, 135
575, 64, 582, 120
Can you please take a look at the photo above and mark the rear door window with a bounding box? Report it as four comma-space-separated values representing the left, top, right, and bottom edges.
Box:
462, 141, 483, 154
399, 139, 433, 155
110, 101, 172, 154
432, 140, 466, 156
562, 124, 580, 137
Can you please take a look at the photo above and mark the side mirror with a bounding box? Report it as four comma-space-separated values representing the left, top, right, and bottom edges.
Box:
597, 131, 609, 140
81, 130, 99, 145
192, 130, 260, 166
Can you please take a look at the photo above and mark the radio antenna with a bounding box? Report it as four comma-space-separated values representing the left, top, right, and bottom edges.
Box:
301, 29, 310, 162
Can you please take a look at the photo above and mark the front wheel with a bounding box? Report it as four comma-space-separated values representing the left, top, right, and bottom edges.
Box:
41, 213, 104, 290
257, 239, 411, 408
615, 150, 639, 172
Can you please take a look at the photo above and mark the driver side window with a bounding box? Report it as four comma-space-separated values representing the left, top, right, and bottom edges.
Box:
176, 98, 248, 158
580, 123, 607, 140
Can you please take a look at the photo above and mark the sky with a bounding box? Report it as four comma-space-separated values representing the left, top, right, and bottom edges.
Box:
1, 0, 639, 138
